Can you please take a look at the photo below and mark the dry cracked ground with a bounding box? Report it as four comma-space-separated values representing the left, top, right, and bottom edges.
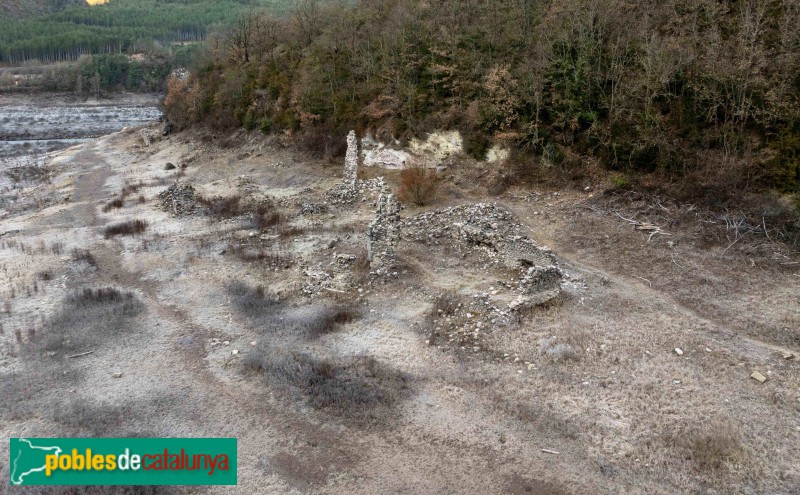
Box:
1, 125, 799, 495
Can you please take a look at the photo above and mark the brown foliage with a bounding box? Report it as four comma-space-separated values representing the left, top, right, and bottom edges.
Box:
397, 164, 439, 206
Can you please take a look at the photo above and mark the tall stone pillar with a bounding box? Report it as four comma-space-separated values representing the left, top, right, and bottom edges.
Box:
343, 130, 359, 189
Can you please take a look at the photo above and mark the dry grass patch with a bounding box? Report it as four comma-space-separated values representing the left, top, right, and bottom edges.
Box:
243, 350, 411, 423
102, 198, 124, 212
250, 202, 282, 230
675, 419, 744, 472
103, 219, 147, 238
34, 287, 145, 356
70, 248, 97, 267
198, 194, 242, 218
228, 281, 281, 324
298, 304, 360, 339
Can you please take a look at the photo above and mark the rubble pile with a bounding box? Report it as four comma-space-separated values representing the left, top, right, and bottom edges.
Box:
299, 203, 328, 216
404, 203, 563, 305
157, 183, 198, 215
299, 252, 360, 296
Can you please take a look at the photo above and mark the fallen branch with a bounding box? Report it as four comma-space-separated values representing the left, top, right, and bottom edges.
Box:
323, 287, 346, 294
540, 449, 560, 455
615, 213, 671, 241
68, 351, 94, 359
762, 216, 775, 245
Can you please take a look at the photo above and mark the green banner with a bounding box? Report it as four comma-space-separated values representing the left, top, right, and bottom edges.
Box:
9, 438, 237, 486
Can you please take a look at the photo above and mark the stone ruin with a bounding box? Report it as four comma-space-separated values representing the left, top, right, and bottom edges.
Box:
343, 130, 359, 189
402, 204, 563, 307
367, 193, 401, 273
327, 130, 365, 204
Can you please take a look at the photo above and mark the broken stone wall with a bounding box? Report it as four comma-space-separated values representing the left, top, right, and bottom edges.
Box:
343, 130, 359, 188
367, 193, 401, 272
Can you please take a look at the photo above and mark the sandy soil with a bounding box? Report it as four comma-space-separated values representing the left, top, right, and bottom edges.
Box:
0, 124, 798, 495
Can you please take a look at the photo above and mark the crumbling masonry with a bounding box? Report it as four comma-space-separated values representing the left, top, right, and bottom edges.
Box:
367, 193, 401, 272
343, 130, 359, 189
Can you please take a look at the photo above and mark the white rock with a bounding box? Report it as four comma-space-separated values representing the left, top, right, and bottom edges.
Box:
750, 371, 767, 383
674, 348, 684, 356
112, 372, 123, 379
232, 349, 240, 356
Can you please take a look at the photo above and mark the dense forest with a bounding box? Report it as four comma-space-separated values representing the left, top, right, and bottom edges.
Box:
0, 0, 85, 20
164, 0, 800, 208
0, 0, 300, 64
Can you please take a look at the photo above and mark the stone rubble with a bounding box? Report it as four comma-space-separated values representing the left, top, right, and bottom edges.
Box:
403, 203, 563, 305
157, 183, 198, 215
299, 203, 328, 216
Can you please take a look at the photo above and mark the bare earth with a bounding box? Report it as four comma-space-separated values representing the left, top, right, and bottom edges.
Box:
0, 125, 798, 495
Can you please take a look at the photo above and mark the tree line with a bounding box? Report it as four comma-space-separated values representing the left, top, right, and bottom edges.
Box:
0, 0, 298, 64
163, 0, 800, 202
1, 52, 173, 94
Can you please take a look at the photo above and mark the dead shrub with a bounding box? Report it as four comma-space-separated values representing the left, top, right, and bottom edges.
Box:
228, 281, 281, 323
70, 248, 97, 267
198, 195, 242, 218
244, 350, 410, 423
120, 182, 143, 197
278, 225, 306, 240
102, 198, 124, 212
677, 419, 744, 471
432, 291, 460, 316
251, 203, 282, 230
539, 338, 578, 363
299, 305, 360, 339
37, 287, 144, 355
66, 287, 134, 307
103, 220, 147, 239
397, 164, 439, 206
228, 245, 290, 266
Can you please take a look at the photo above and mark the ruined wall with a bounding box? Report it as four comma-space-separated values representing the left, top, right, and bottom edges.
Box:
367, 193, 401, 272
343, 130, 359, 189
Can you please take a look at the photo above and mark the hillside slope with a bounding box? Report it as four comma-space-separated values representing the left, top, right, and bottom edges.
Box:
0, 125, 797, 494
0, 0, 85, 19
0, 0, 301, 63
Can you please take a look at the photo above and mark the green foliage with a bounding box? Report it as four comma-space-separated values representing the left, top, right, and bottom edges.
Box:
32, 53, 172, 94
0, 0, 299, 64
771, 129, 800, 193
159, 0, 800, 208
243, 108, 257, 131
611, 173, 632, 189
259, 116, 272, 134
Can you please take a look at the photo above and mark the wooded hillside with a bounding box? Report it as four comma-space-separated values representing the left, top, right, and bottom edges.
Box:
0, 0, 299, 64
164, 0, 800, 210
0, 0, 85, 20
